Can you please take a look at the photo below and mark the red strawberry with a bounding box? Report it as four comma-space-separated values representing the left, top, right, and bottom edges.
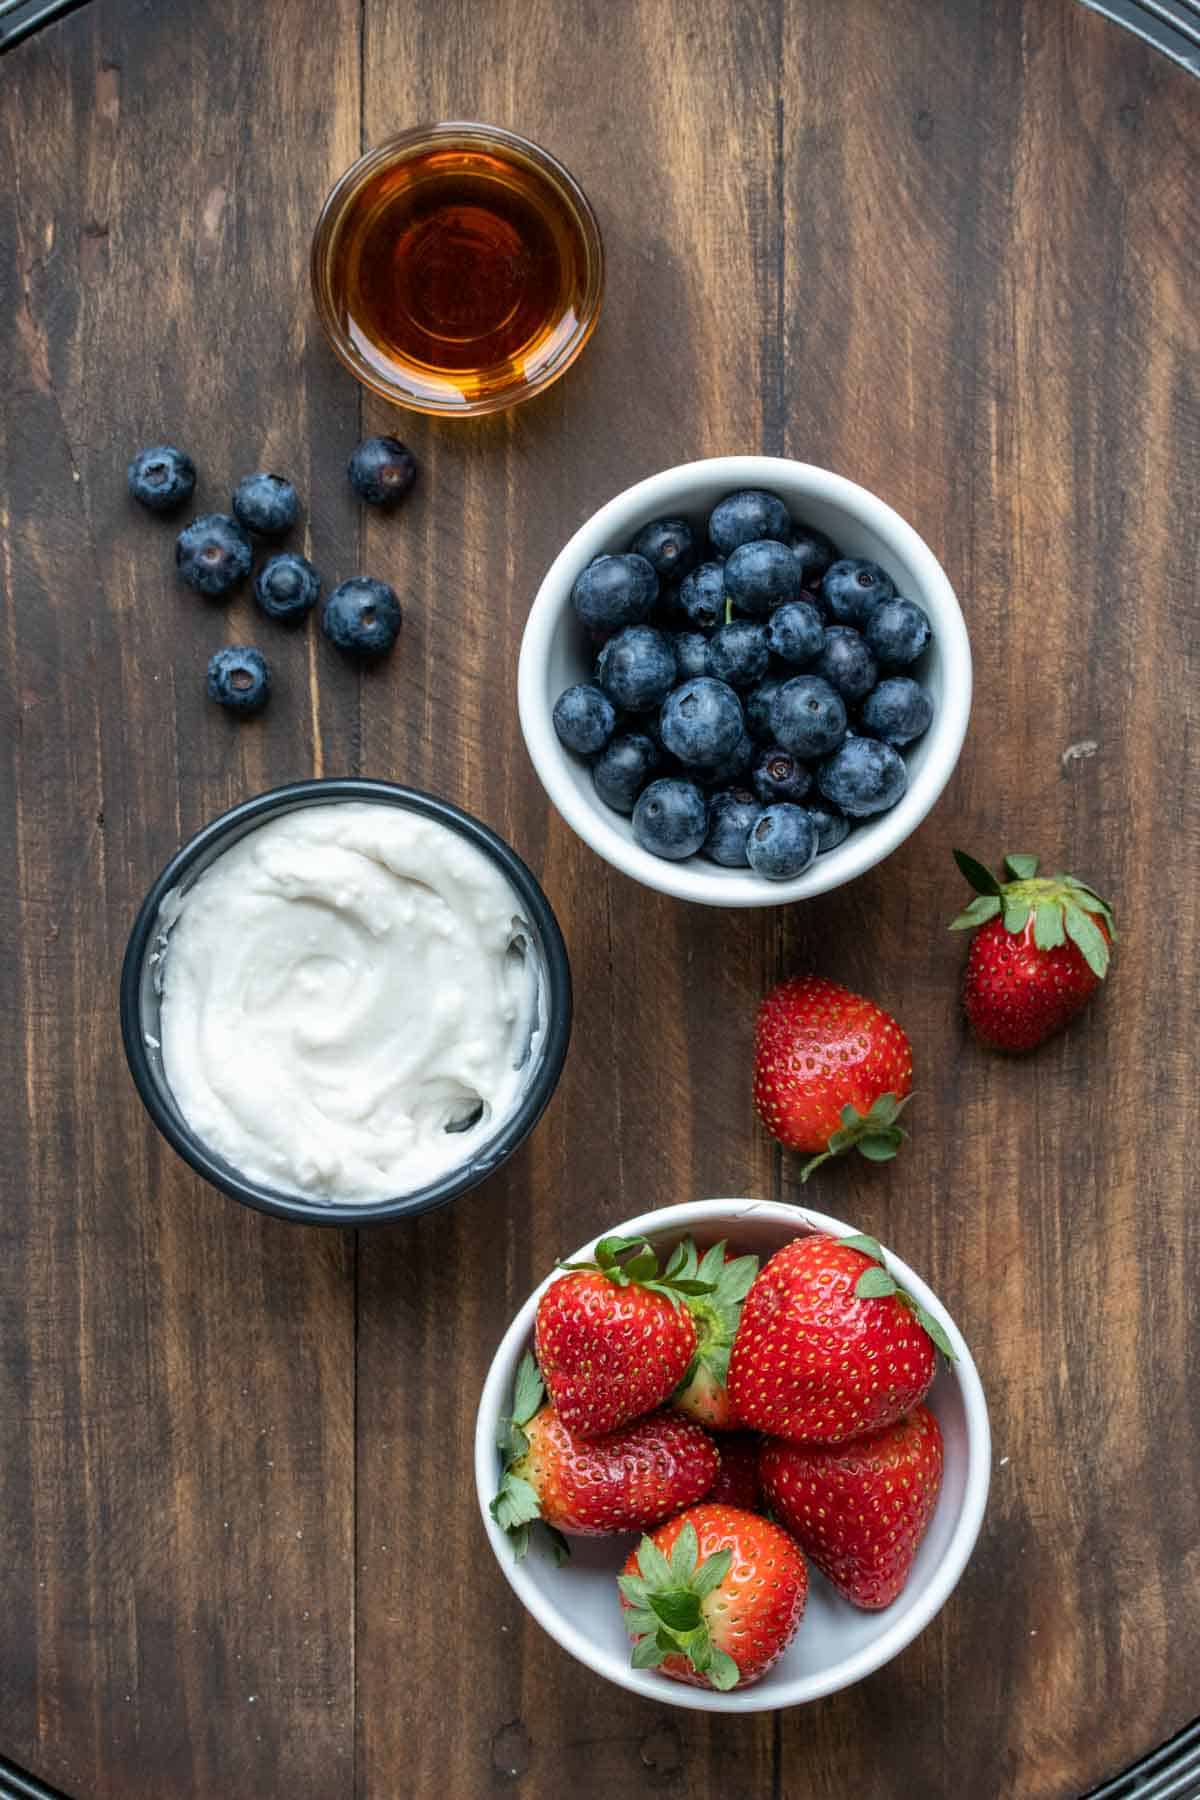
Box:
706, 1432, 763, 1511
669, 1240, 759, 1430
951, 850, 1115, 1051
727, 1232, 953, 1443
535, 1234, 717, 1438
753, 976, 913, 1180
760, 1404, 944, 1609
619, 1504, 808, 1690
490, 1354, 718, 1557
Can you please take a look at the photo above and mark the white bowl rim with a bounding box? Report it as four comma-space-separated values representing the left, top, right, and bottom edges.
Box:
474, 1197, 992, 1711
518, 455, 972, 907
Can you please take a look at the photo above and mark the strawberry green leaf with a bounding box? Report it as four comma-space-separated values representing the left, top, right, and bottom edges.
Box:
512, 1352, 544, 1428
635, 1535, 674, 1589
954, 850, 1002, 896
691, 1548, 733, 1599
1064, 902, 1110, 978
1003, 899, 1031, 935
702, 1344, 731, 1385
856, 1267, 898, 1299
840, 1232, 885, 1264
718, 1254, 759, 1302
1004, 853, 1040, 880
857, 1133, 904, 1162
670, 1521, 699, 1581
908, 1301, 958, 1362
622, 1606, 658, 1638
545, 1525, 571, 1566
618, 1573, 649, 1606
490, 1472, 541, 1534
668, 1278, 724, 1297
707, 1648, 741, 1691
1070, 888, 1115, 927
697, 1241, 727, 1285
631, 1635, 667, 1669
509, 1522, 530, 1560
650, 1590, 703, 1633
622, 1247, 661, 1283
1033, 901, 1065, 951
949, 895, 1002, 931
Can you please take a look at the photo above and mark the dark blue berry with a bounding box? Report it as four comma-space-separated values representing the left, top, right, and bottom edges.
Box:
751, 745, 811, 806
593, 732, 661, 813
704, 789, 763, 867
232, 472, 298, 537
321, 577, 402, 658
860, 676, 933, 745
788, 524, 837, 586
553, 683, 617, 755
630, 517, 697, 582
347, 436, 418, 507
770, 675, 847, 759
699, 728, 754, 788
814, 626, 878, 702
660, 678, 745, 769
207, 646, 270, 715
766, 599, 824, 666
864, 597, 932, 667
254, 551, 321, 622
175, 514, 253, 596
724, 540, 802, 617
818, 735, 908, 816
673, 631, 711, 681
677, 561, 727, 631
128, 444, 196, 513
805, 801, 851, 854
821, 558, 896, 626
597, 626, 677, 713
705, 621, 769, 689
632, 778, 709, 861
745, 804, 818, 880
708, 489, 792, 556
572, 554, 658, 633
745, 676, 784, 742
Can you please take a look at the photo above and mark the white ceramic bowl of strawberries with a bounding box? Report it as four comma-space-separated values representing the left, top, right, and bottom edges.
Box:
518, 455, 972, 907
475, 1198, 990, 1711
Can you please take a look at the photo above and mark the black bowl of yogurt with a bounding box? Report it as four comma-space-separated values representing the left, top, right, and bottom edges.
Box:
120, 778, 572, 1224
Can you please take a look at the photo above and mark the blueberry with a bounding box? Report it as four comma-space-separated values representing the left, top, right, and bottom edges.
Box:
724, 540, 802, 617
553, 683, 617, 756
232, 471, 298, 537
254, 551, 321, 622
745, 675, 784, 742
860, 676, 934, 745
572, 554, 658, 633
814, 625, 878, 702
818, 735, 908, 816
745, 805, 818, 880
593, 732, 661, 813
788, 523, 838, 586
766, 599, 824, 666
128, 444, 196, 513
597, 626, 677, 712
805, 801, 851, 854
864, 596, 932, 667
660, 678, 745, 769
708, 489, 792, 556
699, 728, 753, 787
705, 621, 769, 689
751, 745, 811, 806
770, 675, 847, 759
321, 577, 402, 658
630, 517, 697, 582
821, 558, 896, 626
677, 561, 727, 631
207, 646, 270, 715
175, 514, 253, 596
673, 631, 711, 682
704, 789, 763, 867
632, 778, 709, 861
347, 436, 418, 507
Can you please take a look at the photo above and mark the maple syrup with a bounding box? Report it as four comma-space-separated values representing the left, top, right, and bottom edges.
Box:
312, 125, 604, 416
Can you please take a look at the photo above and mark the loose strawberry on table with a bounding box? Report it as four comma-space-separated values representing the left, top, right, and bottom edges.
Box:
760, 1403, 944, 1610
753, 975, 913, 1180
727, 1232, 953, 1443
668, 1239, 759, 1431
619, 1505, 808, 1691
950, 850, 1116, 1051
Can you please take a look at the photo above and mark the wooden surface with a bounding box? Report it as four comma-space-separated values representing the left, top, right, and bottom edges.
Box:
1, 0, 1198, 1795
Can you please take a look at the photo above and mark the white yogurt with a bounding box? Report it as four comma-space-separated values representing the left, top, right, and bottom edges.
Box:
156, 801, 541, 1203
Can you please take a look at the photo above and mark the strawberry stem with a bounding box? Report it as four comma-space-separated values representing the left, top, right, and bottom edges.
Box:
798, 1093, 911, 1183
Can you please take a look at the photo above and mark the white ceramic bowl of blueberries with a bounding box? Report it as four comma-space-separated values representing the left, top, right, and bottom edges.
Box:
519, 456, 971, 905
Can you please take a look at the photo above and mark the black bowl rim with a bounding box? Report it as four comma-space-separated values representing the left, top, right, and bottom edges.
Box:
119, 778, 573, 1226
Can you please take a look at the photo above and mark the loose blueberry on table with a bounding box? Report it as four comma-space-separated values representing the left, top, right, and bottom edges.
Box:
128, 443, 196, 513
322, 576, 403, 658
206, 645, 270, 715
553, 488, 938, 875
175, 513, 253, 596
254, 551, 322, 622
232, 471, 299, 538
346, 435, 419, 507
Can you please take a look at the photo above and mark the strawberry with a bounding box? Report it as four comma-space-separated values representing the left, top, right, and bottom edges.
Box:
490, 1354, 718, 1557
727, 1231, 953, 1443
760, 1403, 944, 1609
619, 1505, 808, 1690
669, 1239, 759, 1430
950, 850, 1116, 1051
753, 976, 913, 1180
705, 1432, 763, 1511
535, 1234, 717, 1438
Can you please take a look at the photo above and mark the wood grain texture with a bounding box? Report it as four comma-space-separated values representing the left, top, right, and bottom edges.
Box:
0, 0, 1197, 1797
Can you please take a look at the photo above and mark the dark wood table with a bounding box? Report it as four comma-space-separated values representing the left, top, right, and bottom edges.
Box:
2, 1, 1198, 1795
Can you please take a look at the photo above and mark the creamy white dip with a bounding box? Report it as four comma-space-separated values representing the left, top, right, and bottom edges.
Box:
157, 801, 540, 1202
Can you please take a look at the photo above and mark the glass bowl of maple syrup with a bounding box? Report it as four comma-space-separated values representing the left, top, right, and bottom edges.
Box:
311, 122, 604, 417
